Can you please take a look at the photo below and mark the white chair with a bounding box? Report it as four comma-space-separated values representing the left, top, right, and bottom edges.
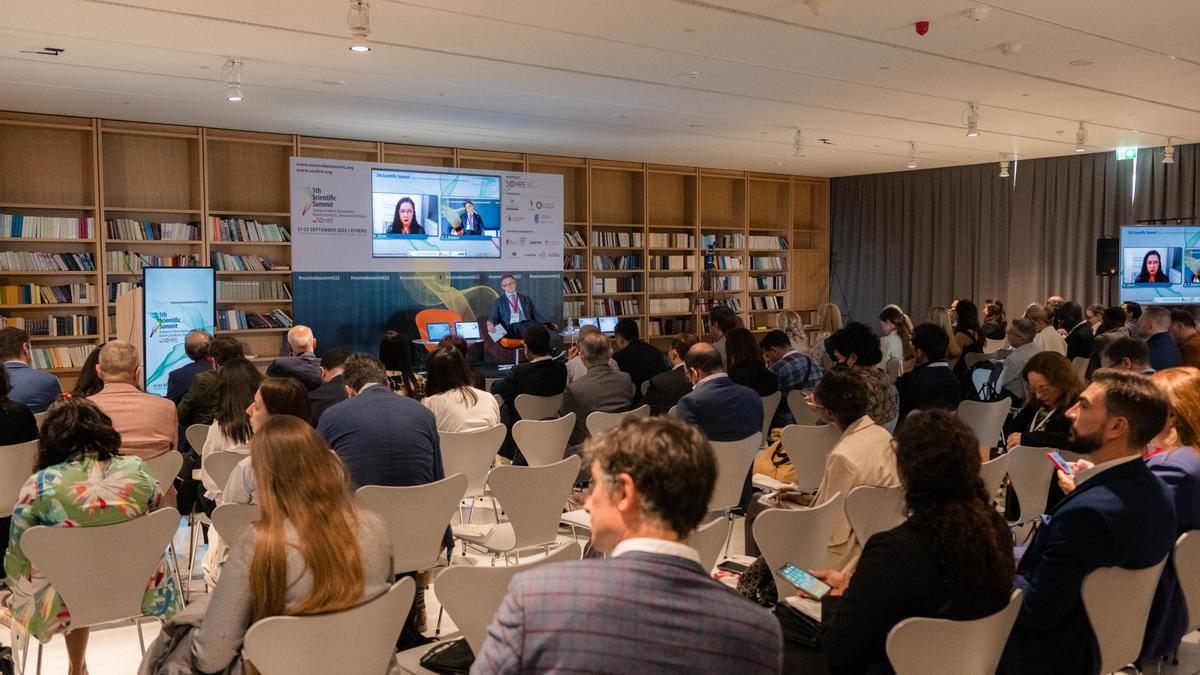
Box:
708, 432, 764, 556
1174, 531, 1200, 632
845, 485, 906, 548
957, 399, 1010, 448
493, 393, 504, 409
963, 352, 994, 370
886, 589, 1023, 675
0, 440, 37, 518
1004, 446, 1055, 524
752, 492, 845, 602
760, 392, 781, 444
514, 392, 564, 421
640, 379, 651, 397
18, 507, 180, 668
983, 338, 1009, 353
688, 516, 728, 573
453, 455, 581, 562
667, 404, 680, 417
356, 474, 467, 575
779, 424, 843, 492
142, 450, 183, 489
785, 389, 819, 426
440, 425, 506, 501
203, 450, 246, 496
1081, 557, 1169, 674
512, 413, 575, 466
884, 358, 902, 382
33, 411, 47, 430
1071, 356, 1090, 382
978, 454, 1008, 502
184, 423, 209, 453
243, 577, 416, 675
585, 404, 650, 436
209, 503, 261, 546
882, 415, 899, 433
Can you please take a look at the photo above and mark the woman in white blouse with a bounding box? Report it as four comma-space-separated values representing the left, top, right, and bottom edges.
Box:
198, 357, 260, 503
421, 345, 499, 432
879, 304, 914, 375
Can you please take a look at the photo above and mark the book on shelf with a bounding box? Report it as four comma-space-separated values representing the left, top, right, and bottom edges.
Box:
564, 254, 584, 270
563, 300, 583, 318
105, 252, 201, 274
648, 275, 693, 292
649, 254, 693, 270
0, 314, 97, 336
30, 344, 94, 369
648, 298, 691, 314
0, 214, 93, 240
0, 251, 96, 272
712, 256, 743, 270
705, 276, 742, 291
562, 277, 584, 294
648, 317, 693, 337
106, 281, 140, 302
105, 219, 199, 241
209, 217, 291, 243
217, 308, 295, 331
592, 231, 642, 247
0, 283, 96, 304
747, 235, 789, 250
750, 295, 785, 310
592, 276, 641, 293
701, 233, 743, 249
593, 254, 642, 270
592, 298, 641, 315
563, 231, 586, 247
753, 274, 788, 290
750, 256, 786, 270
217, 280, 293, 301
647, 232, 695, 248
211, 252, 288, 272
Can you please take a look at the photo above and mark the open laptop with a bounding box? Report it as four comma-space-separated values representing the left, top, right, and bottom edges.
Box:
425, 322, 452, 341
577, 316, 599, 329
597, 316, 619, 335
454, 321, 481, 340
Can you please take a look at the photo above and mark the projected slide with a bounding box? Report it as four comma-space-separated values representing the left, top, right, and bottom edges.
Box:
1119, 226, 1200, 304
143, 267, 215, 397
371, 169, 501, 258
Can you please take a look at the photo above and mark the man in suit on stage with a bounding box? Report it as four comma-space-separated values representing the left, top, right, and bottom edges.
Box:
674, 342, 761, 442
0, 327, 62, 413
458, 200, 484, 235
472, 416, 783, 674
491, 324, 568, 463
166, 330, 212, 404
266, 324, 322, 390
487, 274, 553, 341
643, 333, 698, 415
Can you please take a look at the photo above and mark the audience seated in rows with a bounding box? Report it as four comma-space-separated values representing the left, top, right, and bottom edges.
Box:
69, 345, 104, 398
224, 376, 312, 506
643, 332, 697, 416
565, 324, 618, 385
166, 330, 212, 404
1101, 336, 1154, 374
422, 345, 500, 433
725, 327, 779, 397
4, 397, 179, 675
380, 330, 425, 399
559, 330, 633, 451
1025, 304, 1067, 356
708, 305, 740, 367
308, 347, 350, 426
91, 340, 177, 461
473, 416, 783, 674
266, 324, 322, 391
1169, 308, 1200, 368
612, 318, 667, 404
998, 318, 1042, 401
177, 335, 245, 433
878, 305, 913, 373
675, 342, 762, 443
490, 324, 567, 462
761, 329, 823, 428
0, 363, 38, 563
828, 322, 898, 426
1141, 305, 1183, 371
0, 326, 62, 413
1058, 301, 1095, 362
895, 322, 961, 419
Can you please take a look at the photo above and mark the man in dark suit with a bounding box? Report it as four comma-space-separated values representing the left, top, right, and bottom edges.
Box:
644, 333, 698, 415
451, 200, 484, 236
474, 416, 783, 673
491, 324, 567, 462
1000, 370, 1176, 675
486, 274, 552, 341
0, 327, 62, 413
612, 318, 667, 404
559, 330, 633, 451
896, 323, 961, 419
675, 342, 762, 442
307, 347, 349, 427
166, 330, 212, 404
1139, 305, 1182, 371
266, 325, 322, 390
1057, 301, 1095, 362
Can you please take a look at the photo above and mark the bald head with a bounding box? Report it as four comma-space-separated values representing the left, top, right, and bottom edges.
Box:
184, 330, 211, 361
580, 330, 612, 367
287, 325, 315, 354
98, 340, 140, 384
685, 342, 724, 377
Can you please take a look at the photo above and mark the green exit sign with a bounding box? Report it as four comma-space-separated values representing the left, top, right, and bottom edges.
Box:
1116, 146, 1138, 160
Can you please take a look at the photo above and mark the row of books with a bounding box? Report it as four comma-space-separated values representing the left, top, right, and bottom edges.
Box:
592, 231, 642, 247
648, 298, 692, 314
106, 219, 199, 241
647, 317, 693, 337
702, 233, 742, 249
747, 235, 789, 250
563, 300, 584, 319
218, 281, 293, 301
0, 314, 97, 336
30, 345, 94, 370
0, 283, 96, 304
564, 254, 585, 270
592, 277, 641, 293
216, 308, 295, 331
648, 275, 693, 292
592, 299, 640, 315
0, 215, 94, 240
753, 274, 787, 290
647, 232, 694, 248
750, 295, 785, 310
211, 252, 287, 272
649, 255, 694, 270
593, 255, 642, 270
106, 282, 139, 302
105, 252, 200, 274
562, 277, 585, 294
563, 231, 586, 247
750, 256, 786, 270
0, 251, 96, 272
711, 256, 743, 270
209, 217, 291, 243
707, 277, 742, 291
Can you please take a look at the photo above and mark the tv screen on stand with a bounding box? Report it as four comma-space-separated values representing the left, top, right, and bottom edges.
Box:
371, 168, 502, 258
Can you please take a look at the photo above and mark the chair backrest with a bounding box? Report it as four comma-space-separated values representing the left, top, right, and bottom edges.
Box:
881, 415, 899, 433
243, 577, 416, 675
185, 423, 209, 453
760, 392, 781, 443
514, 392, 564, 421
486, 455, 581, 552
752, 492, 845, 602
667, 404, 679, 417
978, 454, 1008, 503
1004, 445, 1055, 523
886, 589, 1023, 675
779, 424, 843, 492
845, 485, 906, 548
512, 413, 575, 467
1071, 356, 1090, 382
33, 410, 47, 430
210, 503, 262, 546
983, 338, 1009, 353
435, 543, 580, 654
0, 440, 37, 519
355, 474, 467, 574
963, 352, 992, 370
687, 516, 728, 573
1174, 531, 1200, 632
707, 433, 763, 513
1081, 557, 1169, 674
415, 308, 464, 352
585, 404, 650, 436
640, 379, 650, 397
785, 389, 819, 426
884, 358, 902, 382
439, 425, 506, 498
204, 450, 246, 495
956, 399, 1010, 447
21, 507, 179, 627
142, 451, 183, 489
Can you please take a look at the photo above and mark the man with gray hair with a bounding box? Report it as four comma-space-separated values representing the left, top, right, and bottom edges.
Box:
1025, 304, 1066, 356
90, 340, 178, 460
998, 318, 1042, 401
267, 324, 321, 390
566, 324, 618, 384
166, 329, 212, 404
1138, 305, 1182, 371
558, 330, 634, 450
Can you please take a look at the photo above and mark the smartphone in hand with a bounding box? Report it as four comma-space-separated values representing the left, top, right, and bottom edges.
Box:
778, 563, 832, 599
1047, 450, 1075, 477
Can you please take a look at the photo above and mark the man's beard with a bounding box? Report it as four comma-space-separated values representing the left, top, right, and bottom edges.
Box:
1067, 427, 1105, 455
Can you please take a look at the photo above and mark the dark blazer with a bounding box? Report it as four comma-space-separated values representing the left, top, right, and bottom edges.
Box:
308, 374, 348, 427
822, 518, 1013, 675
644, 365, 692, 416
558, 363, 633, 448
1140, 449, 1200, 662
266, 351, 322, 391
675, 375, 762, 442
4, 361, 62, 413
1064, 323, 1095, 362
446, 211, 483, 236
490, 357, 568, 406
613, 340, 667, 402
0, 399, 38, 568
1000, 458, 1176, 675
895, 362, 961, 420
473, 552, 783, 674
727, 363, 780, 397
1147, 331, 1183, 371
166, 359, 212, 404
488, 292, 548, 334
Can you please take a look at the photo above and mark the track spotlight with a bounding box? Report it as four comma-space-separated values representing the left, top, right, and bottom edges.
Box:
1075, 122, 1087, 152
222, 58, 244, 102
998, 155, 1010, 178
803, 0, 831, 16
348, 0, 371, 52
793, 129, 804, 158
965, 103, 980, 137
906, 142, 918, 169
1163, 137, 1176, 165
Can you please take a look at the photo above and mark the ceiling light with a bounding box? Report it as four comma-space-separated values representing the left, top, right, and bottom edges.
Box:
222, 58, 244, 102
965, 103, 980, 137
1163, 137, 1176, 165
1075, 122, 1087, 152
965, 6, 990, 21
999, 41, 1023, 55
999, 155, 1010, 178
348, 0, 371, 52
793, 129, 804, 158
803, 0, 831, 15
906, 142, 918, 169
1070, 59, 1095, 67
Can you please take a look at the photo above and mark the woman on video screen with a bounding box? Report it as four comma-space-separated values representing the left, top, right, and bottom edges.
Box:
1136, 249, 1170, 284
388, 197, 423, 235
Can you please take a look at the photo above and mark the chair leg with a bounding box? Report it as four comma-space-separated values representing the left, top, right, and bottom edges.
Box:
136, 619, 146, 653
34, 642, 41, 675
434, 606, 445, 637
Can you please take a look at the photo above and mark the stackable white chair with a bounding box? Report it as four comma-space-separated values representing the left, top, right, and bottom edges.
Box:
512, 413, 575, 466
688, 517, 728, 573
514, 392, 564, 421
1174, 531, 1200, 633
440, 425, 506, 521
203, 451, 246, 497
978, 454, 1009, 504
753, 493, 845, 603
493, 393, 504, 409
884, 358, 902, 382
845, 485, 906, 548
33, 411, 47, 430
957, 399, 1010, 448
243, 577, 415, 675
708, 433, 764, 555
779, 423, 843, 492
882, 415, 899, 434
356, 474, 467, 575
760, 391, 781, 443
1071, 356, 1090, 382
585, 404, 650, 436
184, 423, 209, 454
1004, 446, 1055, 525
1081, 557, 1169, 674
785, 390, 820, 426
886, 589, 1023, 675
142, 450, 183, 490
0, 440, 38, 518
209, 503, 261, 547
983, 338, 1009, 353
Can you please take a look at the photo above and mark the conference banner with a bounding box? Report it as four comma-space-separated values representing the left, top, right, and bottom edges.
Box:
143, 266, 215, 397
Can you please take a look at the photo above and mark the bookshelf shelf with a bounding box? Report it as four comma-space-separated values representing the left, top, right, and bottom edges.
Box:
216, 327, 289, 335
0, 303, 98, 309
105, 207, 201, 214
210, 241, 292, 247
0, 203, 96, 210
30, 334, 100, 341
209, 211, 291, 218
0, 271, 97, 276
0, 238, 96, 244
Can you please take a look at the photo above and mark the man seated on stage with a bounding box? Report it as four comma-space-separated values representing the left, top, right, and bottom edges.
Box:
487, 274, 555, 341
445, 200, 484, 237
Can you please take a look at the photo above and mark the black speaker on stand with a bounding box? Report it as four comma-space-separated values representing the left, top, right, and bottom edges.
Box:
1096, 238, 1119, 277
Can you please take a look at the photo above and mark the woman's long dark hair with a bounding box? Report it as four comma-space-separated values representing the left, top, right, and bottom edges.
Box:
725, 327, 767, 369
954, 299, 983, 340
70, 346, 104, 397
894, 409, 1014, 596
258, 376, 312, 422
1137, 250, 1168, 283
390, 197, 420, 234
379, 330, 420, 395
424, 346, 479, 405
216, 357, 262, 445
37, 396, 122, 470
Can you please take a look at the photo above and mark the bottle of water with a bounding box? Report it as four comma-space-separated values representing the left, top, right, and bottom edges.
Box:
566, 316, 577, 336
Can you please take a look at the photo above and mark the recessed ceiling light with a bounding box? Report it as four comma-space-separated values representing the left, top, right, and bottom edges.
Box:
1070, 59, 1095, 66
688, 123, 707, 128
687, 71, 701, 79
760, 131, 768, 135
1021, 93, 1031, 97
684, 28, 696, 33
318, 79, 347, 86
878, 66, 890, 70
1055, 130, 1065, 135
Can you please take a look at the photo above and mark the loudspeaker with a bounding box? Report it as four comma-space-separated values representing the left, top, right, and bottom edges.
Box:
1096, 238, 1119, 276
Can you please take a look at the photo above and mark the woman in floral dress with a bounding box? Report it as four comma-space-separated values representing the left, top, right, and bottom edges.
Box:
4, 396, 180, 675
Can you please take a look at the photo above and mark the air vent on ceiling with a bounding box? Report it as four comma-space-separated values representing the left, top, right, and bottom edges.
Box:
20, 47, 64, 56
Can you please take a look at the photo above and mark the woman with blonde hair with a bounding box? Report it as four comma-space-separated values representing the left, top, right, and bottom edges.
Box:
189, 415, 393, 673
925, 305, 960, 361
803, 303, 842, 371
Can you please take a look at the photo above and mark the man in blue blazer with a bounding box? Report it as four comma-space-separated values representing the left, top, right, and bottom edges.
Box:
1000, 370, 1176, 675
0, 327, 61, 413
266, 325, 321, 390
675, 342, 763, 442
486, 274, 552, 340
166, 330, 212, 404
473, 416, 783, 674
